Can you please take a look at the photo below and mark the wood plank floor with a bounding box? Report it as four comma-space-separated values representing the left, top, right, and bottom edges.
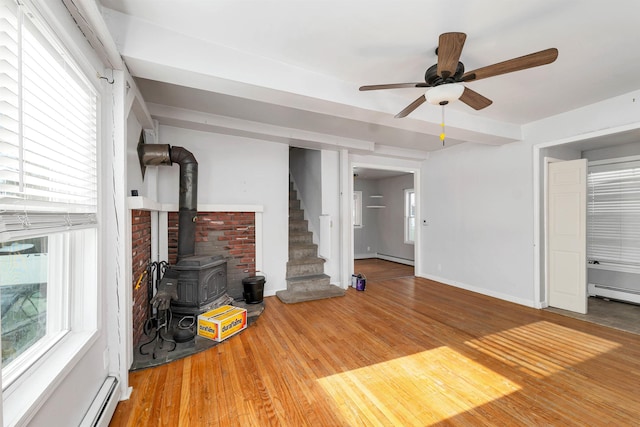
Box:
354, 258, 414, 283
110, 275, 640, 426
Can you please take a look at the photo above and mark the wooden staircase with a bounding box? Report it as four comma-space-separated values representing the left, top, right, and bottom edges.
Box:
276, 182, 345, 303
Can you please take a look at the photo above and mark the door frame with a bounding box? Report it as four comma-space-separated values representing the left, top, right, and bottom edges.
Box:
344, 161, 421, 285
543, 156, 562, 308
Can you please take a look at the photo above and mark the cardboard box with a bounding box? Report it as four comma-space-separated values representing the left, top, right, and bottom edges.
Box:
197, 305, 247, 342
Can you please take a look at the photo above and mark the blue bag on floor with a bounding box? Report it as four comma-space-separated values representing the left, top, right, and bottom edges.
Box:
352, 273, 366, 291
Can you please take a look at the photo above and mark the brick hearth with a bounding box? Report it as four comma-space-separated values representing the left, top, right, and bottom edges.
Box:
168, 211, 256, 300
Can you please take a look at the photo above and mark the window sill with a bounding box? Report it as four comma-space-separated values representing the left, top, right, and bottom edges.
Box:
587, 263, 640, 274
2, 329, 98, 426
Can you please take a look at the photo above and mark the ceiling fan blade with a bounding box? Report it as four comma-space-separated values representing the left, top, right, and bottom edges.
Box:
459, 87, 493, 110
395, 95, 426, 118
462, 48, 558, 82
437, 32, 467, 79
359, 83, 428, 91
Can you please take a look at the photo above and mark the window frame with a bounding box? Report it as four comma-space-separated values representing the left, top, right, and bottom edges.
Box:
353, 190, 363, 228
404, 188, 416, 244
0, 1, 102, 424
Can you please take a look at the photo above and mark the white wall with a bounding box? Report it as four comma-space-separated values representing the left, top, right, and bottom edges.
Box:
418, 89, 640, 309
582, 140, 640, 161
155, 126, 289, 296
126, 111, 144, 197
420, 141, 536, 306
377, 174, 414, 262
289, 148, 322, 238
523, 89, 640, 145
354, 179, 380, 257
320, 150, 342, 284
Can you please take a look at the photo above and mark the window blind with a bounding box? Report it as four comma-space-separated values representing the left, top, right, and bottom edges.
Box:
0, 1, 97, 219
587, 159, 640, 267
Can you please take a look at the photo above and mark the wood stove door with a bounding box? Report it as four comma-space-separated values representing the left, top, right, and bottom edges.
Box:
204, 264, 227, 302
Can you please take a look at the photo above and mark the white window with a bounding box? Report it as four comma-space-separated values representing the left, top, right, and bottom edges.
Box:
0, 0, 99, 419
587, 158, 640, 268
353, 191, 362, 227
404, 189, 415, 244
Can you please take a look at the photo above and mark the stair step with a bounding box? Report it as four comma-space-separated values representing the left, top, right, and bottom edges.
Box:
289, 189, 297, 200
289, 199, 300, 209
286, 274, 331, 291
289, 243, 318, 259
287, 257, 326, 278
289, 219, 308, 232
289, 231, 313, 243
276, 283, 346, 304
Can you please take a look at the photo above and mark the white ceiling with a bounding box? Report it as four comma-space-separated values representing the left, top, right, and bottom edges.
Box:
100, 0, 640, 157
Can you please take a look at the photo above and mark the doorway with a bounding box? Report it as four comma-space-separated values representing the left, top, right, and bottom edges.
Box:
534, 126, 640, 330
350, 165, 419, 282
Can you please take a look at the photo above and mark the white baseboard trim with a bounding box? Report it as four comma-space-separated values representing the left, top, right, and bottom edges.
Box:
417, 272, 537, 308
354, 253, 415, 266
376, 254, 414, 266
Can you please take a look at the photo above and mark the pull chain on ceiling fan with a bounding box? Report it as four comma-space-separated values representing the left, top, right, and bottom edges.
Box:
359, 32, 558, 121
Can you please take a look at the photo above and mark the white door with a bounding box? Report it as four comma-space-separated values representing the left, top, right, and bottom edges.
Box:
547, 159, 587, 313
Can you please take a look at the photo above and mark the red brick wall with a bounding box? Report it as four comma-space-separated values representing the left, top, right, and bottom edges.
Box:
168, 212, 256, 299
131, 210, 152, 349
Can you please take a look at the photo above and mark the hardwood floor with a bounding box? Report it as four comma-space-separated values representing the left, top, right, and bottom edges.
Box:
353, 258, 414, 282
110, 276, 640, 426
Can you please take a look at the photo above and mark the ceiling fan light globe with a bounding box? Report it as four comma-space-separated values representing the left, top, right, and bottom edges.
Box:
426, 83, 464, 105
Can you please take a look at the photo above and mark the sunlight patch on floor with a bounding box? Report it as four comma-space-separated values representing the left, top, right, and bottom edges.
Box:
317, 347, 521, 426
465, 321, 622, 378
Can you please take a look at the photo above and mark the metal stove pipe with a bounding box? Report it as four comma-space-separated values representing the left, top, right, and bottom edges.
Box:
137, 142, 198, 261
170, 146, 198, 260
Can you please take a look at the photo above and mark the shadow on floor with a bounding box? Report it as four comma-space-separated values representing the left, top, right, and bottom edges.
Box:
545, 297, 640, 335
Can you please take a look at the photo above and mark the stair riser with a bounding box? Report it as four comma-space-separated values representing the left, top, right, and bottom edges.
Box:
289, 210, 304, 220
289, 232, 313, 243
287, 262, 325, 277
289, 246, 317, 258
289, 220, 308, 232
286, 277, 331, 292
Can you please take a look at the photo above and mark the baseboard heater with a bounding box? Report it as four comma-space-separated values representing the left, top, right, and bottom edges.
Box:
588, 283, 640, 305
79, 376, 120, 427
377, 253, 415, 267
